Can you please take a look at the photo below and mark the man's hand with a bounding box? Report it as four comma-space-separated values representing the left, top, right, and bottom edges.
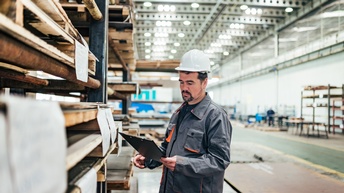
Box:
133, 154, 146, 169
160, 156, 177, 171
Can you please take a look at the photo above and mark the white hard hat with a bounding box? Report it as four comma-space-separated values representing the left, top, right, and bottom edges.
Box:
175, 49, 211, 73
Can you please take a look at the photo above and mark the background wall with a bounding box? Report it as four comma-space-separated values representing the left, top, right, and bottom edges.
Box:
209, 51, 344, 117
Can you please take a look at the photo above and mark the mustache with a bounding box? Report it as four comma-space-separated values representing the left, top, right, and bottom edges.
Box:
182, 90, 191, 95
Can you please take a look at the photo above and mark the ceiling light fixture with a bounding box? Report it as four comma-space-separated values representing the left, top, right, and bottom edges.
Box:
223, 51, 229, 56
219, 34, 232, 39
145, 55, 151, 59
169, 55, 174, 59
191, 3, 199, 8
143, 2, 152, 7
158, 5, 164, 11
178, 33, 185, 38
171, 49, 177, 53
145, 42, 151, 46
285, 7, 293, 13
145, 49, 151, 53
174, 42, 180, 46
240, 5, 248, 10
210, 61, 215, 66
144, 32, 151, 37
183, 20, 191, 26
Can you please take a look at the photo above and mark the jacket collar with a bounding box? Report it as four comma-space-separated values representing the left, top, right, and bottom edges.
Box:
190, 93, 211, 120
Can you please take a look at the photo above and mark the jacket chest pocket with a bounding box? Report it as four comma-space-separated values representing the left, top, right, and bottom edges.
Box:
184, 128, 204, 154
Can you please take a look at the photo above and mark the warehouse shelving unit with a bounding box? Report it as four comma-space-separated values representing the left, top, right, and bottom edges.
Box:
301, 84, 344, 136
0, 0, 139, 193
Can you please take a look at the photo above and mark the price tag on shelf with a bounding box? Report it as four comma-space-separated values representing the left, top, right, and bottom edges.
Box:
97, 108, 111, 156
105, 108, 117, 144
75, 40, 88, 82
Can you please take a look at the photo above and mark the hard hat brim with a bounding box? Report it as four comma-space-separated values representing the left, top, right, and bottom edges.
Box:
175, 66, 210, 73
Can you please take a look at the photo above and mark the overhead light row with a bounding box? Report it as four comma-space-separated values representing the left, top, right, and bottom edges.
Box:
240, 4, 293, 13
143, 2, 200, 9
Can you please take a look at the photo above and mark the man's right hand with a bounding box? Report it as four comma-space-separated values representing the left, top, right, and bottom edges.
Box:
133, 154, 146, 169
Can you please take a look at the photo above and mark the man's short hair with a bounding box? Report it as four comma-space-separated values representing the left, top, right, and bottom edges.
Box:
180, 71, 208, 82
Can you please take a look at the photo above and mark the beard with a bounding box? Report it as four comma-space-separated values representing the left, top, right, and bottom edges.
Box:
181, 90, 194, 102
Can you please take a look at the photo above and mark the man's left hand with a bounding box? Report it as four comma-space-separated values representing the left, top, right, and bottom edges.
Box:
160, 156, 177, 171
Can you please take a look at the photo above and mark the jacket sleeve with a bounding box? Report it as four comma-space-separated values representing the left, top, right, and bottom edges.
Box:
174, 109, 232, 177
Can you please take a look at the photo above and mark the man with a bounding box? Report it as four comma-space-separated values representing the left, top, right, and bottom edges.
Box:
267, 108, 275, 126
133, 49, 232, 193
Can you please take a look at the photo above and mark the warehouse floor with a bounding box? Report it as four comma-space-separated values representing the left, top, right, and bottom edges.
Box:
112, 121, 344, 193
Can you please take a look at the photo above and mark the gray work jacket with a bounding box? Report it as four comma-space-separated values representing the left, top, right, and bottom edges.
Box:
145, 94, 232, 193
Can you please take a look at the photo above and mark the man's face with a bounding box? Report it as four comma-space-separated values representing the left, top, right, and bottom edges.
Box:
179, 72, 207, 104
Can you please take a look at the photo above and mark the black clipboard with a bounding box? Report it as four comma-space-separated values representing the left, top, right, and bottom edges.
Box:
119, 132, 164, 161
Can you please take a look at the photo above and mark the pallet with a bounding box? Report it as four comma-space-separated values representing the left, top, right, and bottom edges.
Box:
107, 164, 134, 190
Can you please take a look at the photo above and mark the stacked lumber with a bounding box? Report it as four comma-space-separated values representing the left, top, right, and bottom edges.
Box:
0, 0, 99, 96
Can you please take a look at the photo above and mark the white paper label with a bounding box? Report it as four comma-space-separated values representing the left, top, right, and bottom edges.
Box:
2, 96, 67, 193
105, 108, 117, 144
75, 168, 97, 193
75, 40, 89, 82
97, 109, 111, 156
114, 121, 123, 156
0, 110, 13, 193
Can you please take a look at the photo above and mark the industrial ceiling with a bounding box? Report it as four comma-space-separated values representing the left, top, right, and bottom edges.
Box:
132, 0, 340, 75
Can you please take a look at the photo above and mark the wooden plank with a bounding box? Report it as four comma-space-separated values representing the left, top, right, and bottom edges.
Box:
0, 79, 85, 91
0, 70, 49, 86
109, 29, 133, 40
0, 32, 100, 89
0, 62, 28, 74
64, 109, 98, 127
22, 0, 74, 43
83, 0, 102, 20
0, 13, 75, 65
66, 134, 103, 170
113, 42, 133, 51
107, 166, 133, 190
108, 82, 138, 93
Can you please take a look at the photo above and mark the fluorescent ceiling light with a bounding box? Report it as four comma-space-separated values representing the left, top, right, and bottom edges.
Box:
169, 55, 174, 59
223, 51, 229, 56
171, 49, 177, 53
219, 34, 232, 39
285, 7, 293, 13
158, 4, 176, 12
240, 5, 248, 10
210, 61, 215, 66
153, 41, 166, 45
211, 43, 222, 47
145, 42, 151, 46
174, 42, 180, 46
145, 55, 151, 59
178, 33, 185, 37
144, 32, 151, 37
158, 5, 164, 12
292, 26, 317, 32
145, 49, 151, 53
143, 2, 152, 7
191, 3, 199, 8
154, 32, 169, 37
183, 20, 191, 26
320, 11, 344, 18
278, 38, 297, 42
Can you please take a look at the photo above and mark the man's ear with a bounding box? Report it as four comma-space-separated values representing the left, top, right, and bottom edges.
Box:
202, 78, 208, 90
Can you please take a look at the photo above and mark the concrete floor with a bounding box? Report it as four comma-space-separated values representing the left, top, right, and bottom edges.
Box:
112, 121, 344, 193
